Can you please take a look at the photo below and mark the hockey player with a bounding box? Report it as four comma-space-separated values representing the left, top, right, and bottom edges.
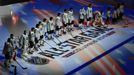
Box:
10, 34, 16, 49
93, 11, 106, 29
55, 13, 63, 36
116, 3, 121, 22
62, 9, 69, 34
47, 17, 55, 39
79, 7, 86, 29
86, 4, 93, 27
35, 24, 42, 42
9, 34, 17, 61
119, 3, 124, 20
112, 6, 118, 24
38, 21, 44, 36
29, 28, 35, 45
38, 22, 45, 46
78, 20, 84, 32
106, 7, 112, 25
42, 18, 48, 38
28, 27, 35, 53
20, 30, 29, 58
79, 7, 86, 24
3, 38, 13, 68
68, 8, 74, 31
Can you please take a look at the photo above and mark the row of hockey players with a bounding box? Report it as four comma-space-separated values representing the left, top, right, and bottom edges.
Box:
79, 3, 124, 26
2, 7, 75, 68
105, 3, 124, 24
1, 3, 104, 68
2, 3, 124, 68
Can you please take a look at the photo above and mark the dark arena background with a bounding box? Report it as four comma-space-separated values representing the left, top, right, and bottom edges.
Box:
0, 0, 30, 5
0, 0, 134, 75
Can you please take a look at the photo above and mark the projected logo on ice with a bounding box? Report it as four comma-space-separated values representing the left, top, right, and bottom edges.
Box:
26, 27, 114, 65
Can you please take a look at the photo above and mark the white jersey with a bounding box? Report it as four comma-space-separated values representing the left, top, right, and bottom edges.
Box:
68, 10, 74, 22
35, 28, 41, 39
10, 37, 17, 49
55, 16, 62, 27
119, 5, 124, 13
80, 8, 86, 19
29, 31, 35, 43
117, 8, 120, 16
42, 21, 47, 33
107, 10, 111, 18
39, 26, 44, 36
87, 7, 93, 18
20, 34, 29, 48
63, 12, 69, 24
47, 20, 55, 31
80, 9, 84, 19
79, 23, 83, 27
112, 10, 117, 18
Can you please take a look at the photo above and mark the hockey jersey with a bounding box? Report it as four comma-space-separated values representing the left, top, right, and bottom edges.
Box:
106, 10, 111, 18
42, 21, 47, 33
3, 42, 13, 58
47, 20, 55, 31
55, 16, 63, 27
35, 28, 41, 40
29, 31, 35, 43
63, 12, 69, 24
80, 8, 86, 19
112, 10, 117, 18
20, 34, 29, 48
68, 10, 74, 23
10, 37, 17, 49
87, 7, 93, 18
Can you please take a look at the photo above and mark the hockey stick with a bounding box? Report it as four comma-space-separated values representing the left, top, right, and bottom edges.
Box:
67, 28, 74, 38
43, 40, 59, 51
46, 38, 68, 52
37, 44, 62, 55
15, 60, 27, 70
63, 41, 80, 46
54, 36, 62, 45
11, 65, 17, 75
78, 26, 85, 34
45, 50, 63, 55
38, 46, 45, 53
38, 47, 59, 57
63, 25, 74, 38
46, 39, 68, 52
50, 36, 64, 49
33, 42, 55, 58
51, 38, 59, 45
42, 33, 61, 50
